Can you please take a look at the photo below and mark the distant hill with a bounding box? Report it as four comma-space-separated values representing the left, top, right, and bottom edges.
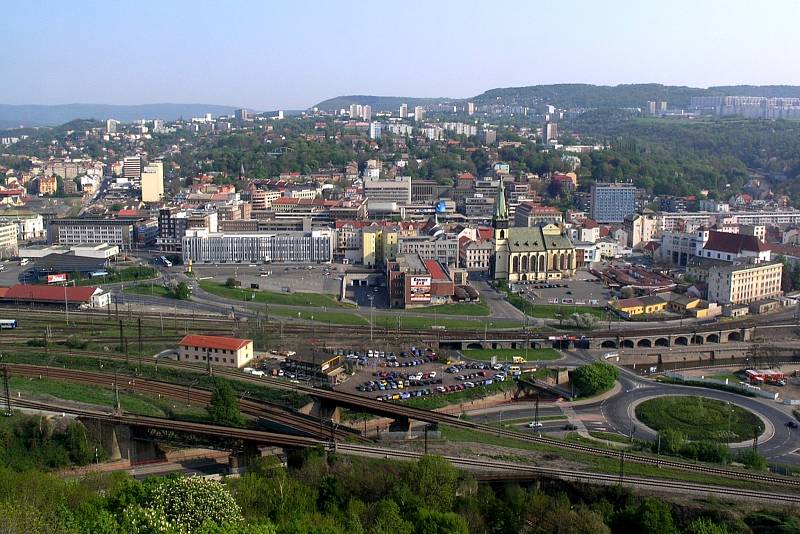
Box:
0, 103, 249, 128
314, 95, 460, 112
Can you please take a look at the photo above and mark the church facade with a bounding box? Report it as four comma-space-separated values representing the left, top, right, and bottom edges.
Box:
491, 182, 576, 282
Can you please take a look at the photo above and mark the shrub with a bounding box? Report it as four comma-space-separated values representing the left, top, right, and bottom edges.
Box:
571, 361, 619, 396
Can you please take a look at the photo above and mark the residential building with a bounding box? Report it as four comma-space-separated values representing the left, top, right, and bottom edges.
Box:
361, 225, 399, 267
707, 261, 783, 305
0, 222, 18, 259
177, 335, 253, 369
514, 202, 563, 227
157, 208, 189, 252
235, 108, 250, 121
0, 212, 45, 240
696, 229, 770, 263
368, 122, 382, 140
38, 174, 57, 195
106, 119, 118, 134
398, 233, 458, 267
543, 121, 558, 142
181, 229, 334, 264
623, 213, 658, 249
591, 183, 636, 223
460, 238, 493, 270
414, 106, 425, 121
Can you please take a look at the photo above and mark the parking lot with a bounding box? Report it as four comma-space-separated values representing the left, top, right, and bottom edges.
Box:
511, 273, 613, 308
192, 263, 346, 295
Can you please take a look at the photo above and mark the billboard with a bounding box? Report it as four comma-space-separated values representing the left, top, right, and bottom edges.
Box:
409, 276, 431, 302
47, 273, 67, 284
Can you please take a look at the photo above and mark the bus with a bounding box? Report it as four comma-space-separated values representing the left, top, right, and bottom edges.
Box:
160, 256, 173, 268
0, 319, 18, 329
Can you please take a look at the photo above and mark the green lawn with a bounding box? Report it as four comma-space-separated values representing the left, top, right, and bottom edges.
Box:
75, 266, 159, 286
267, 306, 369, 326
635, 396, 764, 442
707, 373, 742, 383
460, 347, 561, 362
411, 299, 491, 316
200, 281, 352, 308
123, 284, 177, 299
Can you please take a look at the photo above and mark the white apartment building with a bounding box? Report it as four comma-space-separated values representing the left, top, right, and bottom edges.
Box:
0, 212, 44, 240
363, 176, 412, 205
141, 162, 164, 202
707, 261, 783, 305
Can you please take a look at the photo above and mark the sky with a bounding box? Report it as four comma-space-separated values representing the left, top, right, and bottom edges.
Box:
2, 0, 799, 110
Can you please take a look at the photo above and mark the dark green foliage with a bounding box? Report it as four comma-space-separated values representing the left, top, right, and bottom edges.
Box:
571, 361, 619, 396
735, 449, 769, 470
207, 378, 246, 427
0, 414, 103, 470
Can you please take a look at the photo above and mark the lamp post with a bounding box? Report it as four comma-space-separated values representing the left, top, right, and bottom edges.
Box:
187, 379, 199, 406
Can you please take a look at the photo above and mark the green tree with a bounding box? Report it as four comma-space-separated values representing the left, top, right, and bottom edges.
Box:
173, 282, 191, 300
225, 278, 239, 288
684, 518, 730, 534
207, 378, 245, 427
571, 361, 619, 396
414, 508, 469, 534
735, 449, 768, 470
404, 455, 460, 511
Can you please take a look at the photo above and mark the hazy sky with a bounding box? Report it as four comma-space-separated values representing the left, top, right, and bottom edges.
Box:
2, 0, 799, 110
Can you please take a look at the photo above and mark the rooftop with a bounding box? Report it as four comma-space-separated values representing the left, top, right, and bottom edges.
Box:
179, 335, 252, 351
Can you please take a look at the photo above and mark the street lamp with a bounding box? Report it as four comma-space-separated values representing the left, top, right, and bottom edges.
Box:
187, 379, 199, 406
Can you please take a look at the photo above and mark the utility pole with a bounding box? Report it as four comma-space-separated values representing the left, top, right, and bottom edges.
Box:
206, 348, 212, 376
534, 394, 540, 427
424, 423, 430, 455
619, 451, 625, 485
137, 318, 143, 374
2, 366, 11, 417
656, 432, 661, 468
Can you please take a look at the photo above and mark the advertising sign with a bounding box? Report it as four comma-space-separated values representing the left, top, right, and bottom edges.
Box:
47, 273, 67, 284
409, 276, 431, 302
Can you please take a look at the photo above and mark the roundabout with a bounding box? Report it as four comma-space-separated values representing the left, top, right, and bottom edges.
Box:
633, 395, 764, 443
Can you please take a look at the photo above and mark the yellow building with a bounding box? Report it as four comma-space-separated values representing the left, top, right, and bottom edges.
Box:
613, 296, 667, 317
361, 225, 399, 267
178, 334, 253, 368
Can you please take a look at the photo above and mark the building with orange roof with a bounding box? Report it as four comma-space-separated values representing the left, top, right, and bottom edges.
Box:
177, 334, 254, 368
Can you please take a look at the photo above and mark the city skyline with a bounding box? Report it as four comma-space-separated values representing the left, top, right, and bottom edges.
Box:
2, 0, 799, 110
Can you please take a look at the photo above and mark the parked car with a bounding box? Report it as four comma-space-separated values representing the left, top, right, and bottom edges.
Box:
527, 421, 543, 428
564, 423, 578, 431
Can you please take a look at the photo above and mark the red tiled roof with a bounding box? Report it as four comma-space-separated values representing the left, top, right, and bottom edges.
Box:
423, 259, 448, 281
3, 285, 98, 303
477, 227, 494, 240
179, 335, 252, 351
703, 231, 768, 254
582, 218, 599, 229
457, 172, 475, 181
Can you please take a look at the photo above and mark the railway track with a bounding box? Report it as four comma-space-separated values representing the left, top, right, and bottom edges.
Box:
3, 364, 359, 441
337, 444, 800, 503
10, 397, 798, 503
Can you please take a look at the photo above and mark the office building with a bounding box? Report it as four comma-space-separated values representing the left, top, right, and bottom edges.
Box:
181, 229, 334, 264
363, 175, 412, 205
590, 183, 636, 223
122, 156, 143, 185
141, 162, 164, 202
514, 202, 563, 227
178, 335, 253, 369
707, 261, 783, 305
48, 218, 142, 249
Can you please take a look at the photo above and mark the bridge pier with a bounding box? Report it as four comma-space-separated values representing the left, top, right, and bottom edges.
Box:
81, 418, 126, 461
301, 399, 341, 424
388, 416, 411, 434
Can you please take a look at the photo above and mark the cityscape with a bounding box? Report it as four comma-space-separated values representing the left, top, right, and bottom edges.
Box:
1, 2, 800, 533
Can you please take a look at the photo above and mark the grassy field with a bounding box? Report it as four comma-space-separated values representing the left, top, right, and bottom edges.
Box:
460, 347, 561, 362
411, 299, 491, 316
635, 396, 764, 442
707, 373, 742, 383
267, 306, 369, 326
200, 281, 352, 308
123, 284, 176, 299
8, 376, 209, 420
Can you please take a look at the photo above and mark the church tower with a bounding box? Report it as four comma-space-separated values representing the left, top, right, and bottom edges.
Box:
492, 180, 510, 280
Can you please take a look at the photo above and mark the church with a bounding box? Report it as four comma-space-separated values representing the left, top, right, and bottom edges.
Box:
491, 182, 576, 282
